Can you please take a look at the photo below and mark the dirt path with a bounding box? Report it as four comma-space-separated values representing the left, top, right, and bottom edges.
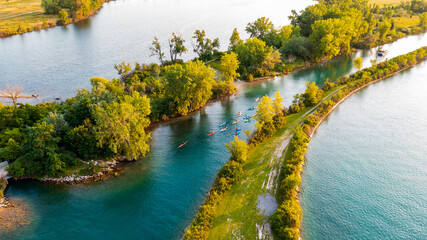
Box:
0, 10, 42, 21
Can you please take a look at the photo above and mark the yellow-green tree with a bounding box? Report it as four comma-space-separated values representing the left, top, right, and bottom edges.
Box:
273, 91, 284, 115
255, 95, 275, 128
353, 57, 363, 71
219, 52, 240, 83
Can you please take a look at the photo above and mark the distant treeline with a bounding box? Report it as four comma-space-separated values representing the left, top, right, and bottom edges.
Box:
41, 0, 107, 25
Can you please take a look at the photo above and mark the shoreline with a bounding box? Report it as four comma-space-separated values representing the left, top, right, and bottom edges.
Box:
184, 48, 427, 239
0, 1, 111, 39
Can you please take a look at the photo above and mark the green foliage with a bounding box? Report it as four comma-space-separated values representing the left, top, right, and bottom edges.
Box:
280, 36, 313, 60
192, 30, 220, 60
229, 28, 243, 51
58, 10, 71, 25
0, 138, 21, 162
254, 95, 275, 128
303, 82, 323, 106
219, 52, 240, 84
94, 91, 151, 160
150, 37, 165, 64
419, 12, 427, 29
168, 33, 188, 62
114, 61, 132, 77
44, 111, 70, 138
225, 136, 249, 164
65, 119, 100, 159
353, 57, 363, 71
235, 38, 273, 77
41, 0, 61, 14
164, 60, 216, 115
245, 17, 274, 40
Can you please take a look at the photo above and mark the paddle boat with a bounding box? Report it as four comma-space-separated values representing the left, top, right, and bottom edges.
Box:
220, 127, 228, 132
247, 107, 256, 111
177, 141, 188, 149
232, 120, 240, 124
218, 122, 227, 127
207, 131, 216, 136
378, 49, 388, 57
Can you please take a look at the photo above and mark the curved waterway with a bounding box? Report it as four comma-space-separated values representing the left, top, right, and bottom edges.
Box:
3, 33, 425, 239
301, 60, 427, 238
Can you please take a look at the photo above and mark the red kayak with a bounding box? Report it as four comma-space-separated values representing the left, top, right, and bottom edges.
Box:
207, 131, 216, 136
177, 141, 188, 149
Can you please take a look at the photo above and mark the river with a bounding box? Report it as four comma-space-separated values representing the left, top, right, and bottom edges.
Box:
1, 1, 426, 240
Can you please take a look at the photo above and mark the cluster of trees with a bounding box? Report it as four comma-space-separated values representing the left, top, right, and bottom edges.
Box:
269, 46, 427, 240
119, 53, 240, 121
1, 77, 151, 178
184, 136, 248, 239
41, 0, 106, 25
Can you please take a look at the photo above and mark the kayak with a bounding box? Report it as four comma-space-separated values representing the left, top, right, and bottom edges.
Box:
247, 107, 256, 111
177, 141, 188, 149
220, 127, 228, 132
232, 120, 240, 124
244, 119, 251, 122
235, 128, 241, 131
218, 122, 227, 127
243, 115, 252, 120
236, 112, 242, 117
207, 131, 216, 136
255, 97, 259, 102
235, 130, 241, 136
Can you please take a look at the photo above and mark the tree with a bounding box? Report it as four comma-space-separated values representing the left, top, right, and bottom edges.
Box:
272, 91, 284, 115
10, 122, 65, 177
149, 37, 165, 64
235, 38, 273, 70
379, 21, 391, 40
44, 111, 69, 137
289, 4, 327, 37
164, 60, 215, 115
94, 91, 151, 160
192, 30, 220, 60
0, 85, 38, 106
246, 17, 274, 40
262, 50, 282, 72
353, 57, 363, 71
229, 28, 243, 51
419, 12, 427, 29
114, 61, 132, 77
303, 82, 323, 106
219, 52, 240, 83
168, 33, 188, 62
41, 0, 61, 14
70, 0, 92, 19
225, 136, 248, 164
255, 95, 275, 128
280, 36, 313, 60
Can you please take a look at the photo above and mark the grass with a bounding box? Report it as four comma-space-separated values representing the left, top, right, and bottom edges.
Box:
393, 15, 420, 28
206, 85, 343, 239
368, 0, 410, 5
0, 0, 58, 37
0, 0, 42, 19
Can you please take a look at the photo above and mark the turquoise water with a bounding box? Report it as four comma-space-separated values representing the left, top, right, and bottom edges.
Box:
301, 61, 427, 239
3, 34, 425, 239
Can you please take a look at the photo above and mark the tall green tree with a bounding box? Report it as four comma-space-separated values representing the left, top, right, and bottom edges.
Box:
219, 52, 240, 84
192, 30, 220, 60
164, 60, 216, 115
303, 82, 323, 106
245, 17, 274, 40
353, 57, 363, 71
94, 91, 151, 160
225, 136, 248, 164
255, 95, 275, 128
168, 33, 188, 62
229, 28, 243, 51
150, 37, 165, 64
235, 38, 273, 70
272, 91, 284, 115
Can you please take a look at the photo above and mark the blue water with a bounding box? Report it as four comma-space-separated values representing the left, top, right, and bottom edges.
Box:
301, 61, 427, 239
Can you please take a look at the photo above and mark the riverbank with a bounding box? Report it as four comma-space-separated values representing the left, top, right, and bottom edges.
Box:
0, 0, 109, 38
0, 197, 30, 232
184, 47, 427, 239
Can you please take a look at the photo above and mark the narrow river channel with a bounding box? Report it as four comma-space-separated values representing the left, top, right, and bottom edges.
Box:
301, 59, 427, 239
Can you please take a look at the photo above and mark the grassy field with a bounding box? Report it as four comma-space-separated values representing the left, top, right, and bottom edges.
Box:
0, 0, 58, 37
369, 0, 410, 5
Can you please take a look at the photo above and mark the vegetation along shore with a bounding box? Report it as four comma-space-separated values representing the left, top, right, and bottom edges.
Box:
184, 45, 427, 239
0, 0, 111, 38
0, 0, 426, 235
